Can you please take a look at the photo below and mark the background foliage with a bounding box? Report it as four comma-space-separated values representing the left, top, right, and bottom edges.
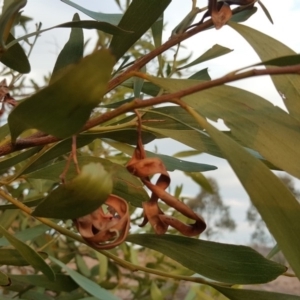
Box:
0, 0, 300, 299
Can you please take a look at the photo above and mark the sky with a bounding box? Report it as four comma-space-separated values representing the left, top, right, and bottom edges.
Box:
2, 0, 300, 245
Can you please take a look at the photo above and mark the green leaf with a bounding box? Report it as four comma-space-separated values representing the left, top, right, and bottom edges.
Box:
212, 284, 300, 300
266, 244, 280, 259
171, 6, 199, 36
151, 13, 164, 73
0, 195, 44, 210
184, 172, 214, 193
0, 249, 47, 266
106, 140, 217, 172
21, 290, 55, 300
16, 129, 155, 175
8, 49, 115, 141
133, 66, 146, 98
0, 225, 55, 281
140, 105, 279, 170
173, 150, 201, 158
257, 1, 273, 24
8, 20, 132, 49
0, 224, 50, 246
127, 234, 286, 284
0, 147, 41, 173
251, 54, 300, 68
54, 20, 130, 35
152, 152, 216, 172
32, 163, 113, 219
50, 13, 84, 83
109, 0, 171, 60
192, 113, 300, 279
61, 0, 123, 25
50, 256, 121, 300
188, 68, 211, 80
148, 77, 300, 178
178, 44, 233, 71
229, 22, 300, 120
0, 33, 30, 73
231, 6, 257, 23
0, 0, 27, 49
0, 269, 10, 286
0, 123, 9, 141
150, 281, 164, 300
99, 97, 135, 108
25, 156, 148, 208
9, 274, 78, 292
75, 254, 91, 277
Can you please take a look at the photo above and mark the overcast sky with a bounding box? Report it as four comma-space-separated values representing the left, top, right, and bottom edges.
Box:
4, 0, 300, 244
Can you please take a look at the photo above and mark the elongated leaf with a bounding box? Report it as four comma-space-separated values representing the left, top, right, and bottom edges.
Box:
106, 140, 217, 172
171, 7, 199, 36
189, 68, 211, 80
178, 44, 233, 70
0, 249, 47, 266
55, 20, 130, 35
151, 13, 164, 73
140, 105, 280, 169
10, 129, 155, 176
50, 256, 120, 300
61, 0, 123, 25
148, 77, 300, 178
0, 224, 50, 246
0, 33, 30, 73
32, 163, 113, 219
0, 123, 9, 141
212, 284, 300, 300
184, 172, 214, 193
230, 6, 257, 23
8, 49, 115, 141
0, 196, 43, 210
257, 0, 273, 24
251, 54, 300, 68
0, 269, 10, 286
267, 244, 280, 259
8, 20, 132, 48
191, 113, 300, 279
127, 234, 286, 284
0, 147, 41, 173
109, 0, 171, 60
24, 156, 149, 207
51, 13, 84, 83
0, 226, 55, 281
229, 22, 300, 120
9, 274, 78, 292
133, 66, 146, 98
0, 0, 27, 48
21, 290, 55, 300
100, 97, 135, 108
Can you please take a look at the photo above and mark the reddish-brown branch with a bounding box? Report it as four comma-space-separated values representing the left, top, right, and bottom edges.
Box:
1, 2, 299, 157
1, 63, 299, 157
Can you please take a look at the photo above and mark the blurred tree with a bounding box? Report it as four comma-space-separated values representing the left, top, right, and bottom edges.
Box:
186, 177, 236, 240
247, 175, 300, 245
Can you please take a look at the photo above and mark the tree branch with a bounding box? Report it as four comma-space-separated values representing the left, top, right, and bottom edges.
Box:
0, 63, 299, 157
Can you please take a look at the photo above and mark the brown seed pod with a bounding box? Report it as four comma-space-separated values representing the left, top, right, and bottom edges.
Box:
126, 110, 206, 236
74, 194, 130, 249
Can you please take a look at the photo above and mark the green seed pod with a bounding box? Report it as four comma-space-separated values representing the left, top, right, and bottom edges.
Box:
32, 163, 113, 219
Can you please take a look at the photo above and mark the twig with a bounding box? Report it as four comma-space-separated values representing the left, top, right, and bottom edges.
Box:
0, 63, 300, 156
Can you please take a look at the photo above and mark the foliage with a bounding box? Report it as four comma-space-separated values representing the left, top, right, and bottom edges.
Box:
0, 0, 299, 299
186, 177, 236, 240
247, 175, 300, 245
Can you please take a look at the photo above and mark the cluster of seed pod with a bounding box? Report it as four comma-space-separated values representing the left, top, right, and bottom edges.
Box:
75, 111, 206, 249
